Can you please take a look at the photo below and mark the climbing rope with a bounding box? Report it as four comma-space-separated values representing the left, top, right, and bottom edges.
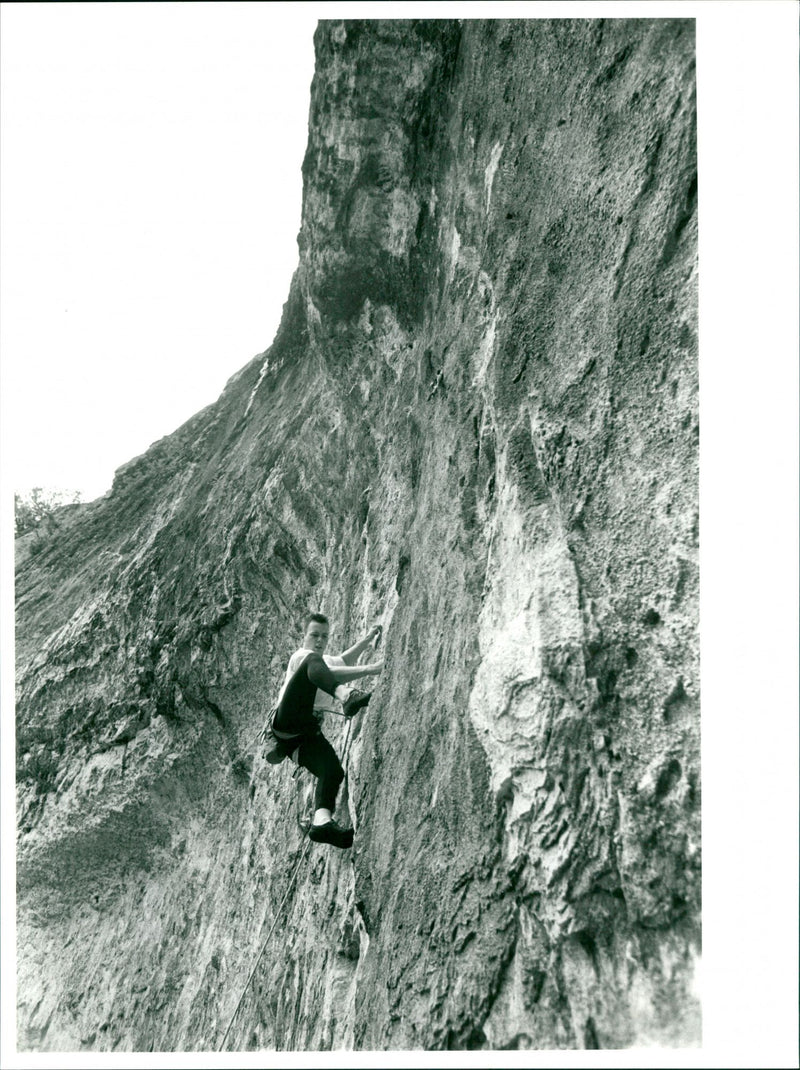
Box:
216, 715, 356, 1052
339, 716, 355, 804
216, 835, 312, 1052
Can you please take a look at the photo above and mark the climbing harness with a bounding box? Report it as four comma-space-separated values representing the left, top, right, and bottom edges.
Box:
261, 701, 361, 766
217, 716, 356, 1052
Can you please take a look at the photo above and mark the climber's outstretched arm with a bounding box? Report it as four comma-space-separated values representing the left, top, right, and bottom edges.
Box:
330, 660, 383, 683
340, 624, 382, 666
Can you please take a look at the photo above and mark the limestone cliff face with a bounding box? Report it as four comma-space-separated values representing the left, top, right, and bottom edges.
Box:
16, 19, 698, 1052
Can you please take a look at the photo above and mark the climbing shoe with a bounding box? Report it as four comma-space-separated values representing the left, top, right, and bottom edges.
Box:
342, 689, 371, 718
265, 746, 286, 765
308, 820, 354, 849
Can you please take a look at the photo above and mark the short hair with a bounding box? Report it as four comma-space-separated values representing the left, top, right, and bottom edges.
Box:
305, 612, 328, 628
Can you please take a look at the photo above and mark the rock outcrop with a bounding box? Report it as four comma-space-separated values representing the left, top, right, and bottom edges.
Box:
16, 18, 699, 1051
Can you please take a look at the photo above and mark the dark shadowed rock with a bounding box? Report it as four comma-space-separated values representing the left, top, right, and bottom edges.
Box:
16, 18, 698, 1051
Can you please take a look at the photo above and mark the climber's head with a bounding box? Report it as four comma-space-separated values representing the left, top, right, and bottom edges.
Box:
303, 612, 329, 654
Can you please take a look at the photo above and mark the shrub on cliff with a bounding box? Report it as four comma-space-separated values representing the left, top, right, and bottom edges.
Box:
15, 487, 82, 538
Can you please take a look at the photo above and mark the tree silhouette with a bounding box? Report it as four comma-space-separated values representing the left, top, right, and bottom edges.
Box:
14, 488, 82, 537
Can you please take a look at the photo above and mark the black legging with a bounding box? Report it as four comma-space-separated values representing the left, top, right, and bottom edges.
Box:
274, 653, 345, 813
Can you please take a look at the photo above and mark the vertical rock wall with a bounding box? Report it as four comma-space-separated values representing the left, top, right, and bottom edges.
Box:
15, 19, 698, 1051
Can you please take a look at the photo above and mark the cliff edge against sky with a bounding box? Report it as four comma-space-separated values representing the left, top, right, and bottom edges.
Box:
16, 19, 698, 1051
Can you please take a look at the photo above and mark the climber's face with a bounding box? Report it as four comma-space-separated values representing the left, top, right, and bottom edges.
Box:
303, 620, 329, 654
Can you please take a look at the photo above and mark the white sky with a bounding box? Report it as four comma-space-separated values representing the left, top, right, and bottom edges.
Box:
1, 3, 798, 1067
1, 2, 317, 501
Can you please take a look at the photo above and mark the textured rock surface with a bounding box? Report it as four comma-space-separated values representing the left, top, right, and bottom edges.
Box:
16, 18, 699, 1051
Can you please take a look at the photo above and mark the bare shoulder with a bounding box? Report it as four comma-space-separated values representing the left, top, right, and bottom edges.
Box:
288, 648, 310, 672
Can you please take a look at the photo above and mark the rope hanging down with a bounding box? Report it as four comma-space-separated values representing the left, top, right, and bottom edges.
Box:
216, 837, 311, 1052
217, 718, 356, 1052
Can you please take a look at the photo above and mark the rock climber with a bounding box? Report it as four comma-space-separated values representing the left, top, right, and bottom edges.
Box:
265, 613, 383, 849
